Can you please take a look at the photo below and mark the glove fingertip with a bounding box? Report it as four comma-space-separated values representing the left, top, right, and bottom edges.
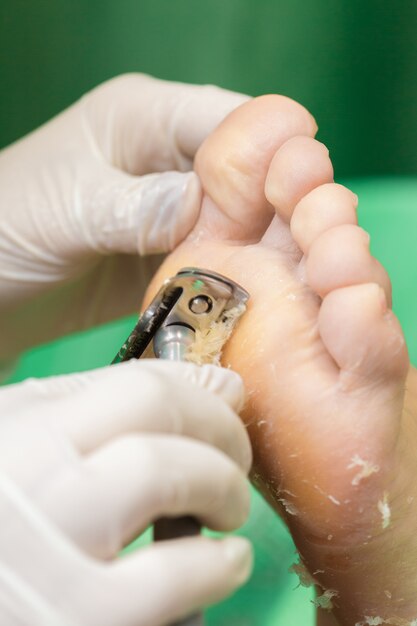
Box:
197, 364, 245, 412
136, 170, 201, 256
222, 536, 253, 586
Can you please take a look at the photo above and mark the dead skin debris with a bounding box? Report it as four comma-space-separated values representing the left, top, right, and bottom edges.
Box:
355, 618, 417, 626
312, 589, 339, 611
290, 559, 338, 611
289, 559, 317, 588
377, 492, 391, 529
347, 454, 380, 486
185, 304, 246, 365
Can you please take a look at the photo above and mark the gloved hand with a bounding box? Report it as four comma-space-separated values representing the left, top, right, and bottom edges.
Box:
0, 359, 252, 626
0, 74, 249, 361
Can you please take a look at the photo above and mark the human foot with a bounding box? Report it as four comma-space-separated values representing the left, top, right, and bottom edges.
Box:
145, 97, 417, 626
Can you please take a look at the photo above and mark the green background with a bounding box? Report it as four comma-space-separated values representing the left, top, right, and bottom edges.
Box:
1, 2, 417, 624
2, 0, 417, 176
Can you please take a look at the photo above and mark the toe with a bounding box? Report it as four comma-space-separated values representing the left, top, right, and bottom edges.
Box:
194, 95, 317, 241
265, 137, 334, 223
291, 183, 358, 254
306, 224, 392, 305
319, 283, 409, 387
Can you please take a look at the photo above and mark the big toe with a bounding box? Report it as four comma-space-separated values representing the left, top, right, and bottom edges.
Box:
194, 94, 317, 241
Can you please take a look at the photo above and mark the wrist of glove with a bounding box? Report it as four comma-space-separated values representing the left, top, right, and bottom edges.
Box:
0, 74, 249, 360
0, 360, 252, 626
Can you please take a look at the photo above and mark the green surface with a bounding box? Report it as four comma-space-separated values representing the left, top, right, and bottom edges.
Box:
1, 1, 417, 178
5, 177, 417, 624
354, 177, 417, 363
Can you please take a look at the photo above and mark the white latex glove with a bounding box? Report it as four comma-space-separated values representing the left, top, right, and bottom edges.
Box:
0, 359, 252, 626
0, 74, 249, 361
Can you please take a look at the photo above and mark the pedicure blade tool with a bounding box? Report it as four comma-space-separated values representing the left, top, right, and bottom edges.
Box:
112, 267, 249, 626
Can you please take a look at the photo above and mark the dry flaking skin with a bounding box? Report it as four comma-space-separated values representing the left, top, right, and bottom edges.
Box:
289, 558, 318, 588
312, 589, 339, 611
356, 618, 417, 626
377, 492, 391, 529
278, 497, 299, 516
184, 303, 247, 366
347, 454, 380, 486
290, 557, 337, 611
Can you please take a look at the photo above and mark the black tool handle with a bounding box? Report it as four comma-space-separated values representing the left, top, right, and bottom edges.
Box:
153, 517, 203, 626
